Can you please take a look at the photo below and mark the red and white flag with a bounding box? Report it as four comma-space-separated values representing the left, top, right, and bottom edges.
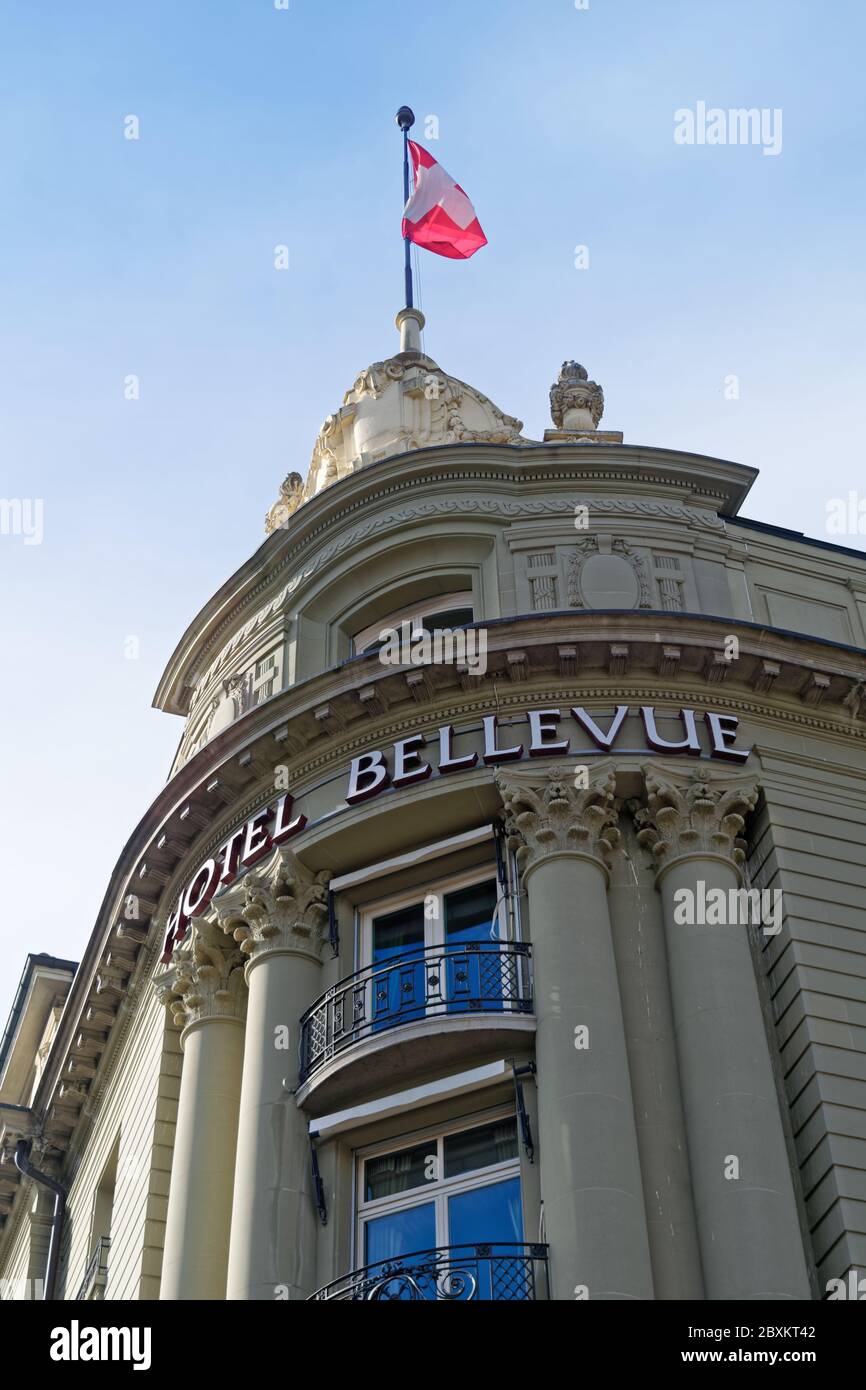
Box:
402, 141, 487, 260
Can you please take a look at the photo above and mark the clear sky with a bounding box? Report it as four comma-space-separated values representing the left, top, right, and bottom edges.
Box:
1, 0, 865, 1025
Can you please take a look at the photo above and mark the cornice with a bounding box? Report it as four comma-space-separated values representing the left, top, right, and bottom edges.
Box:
154, 444, 755, 714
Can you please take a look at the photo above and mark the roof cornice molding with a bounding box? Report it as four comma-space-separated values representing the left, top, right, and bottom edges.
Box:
154, 445, 757, 715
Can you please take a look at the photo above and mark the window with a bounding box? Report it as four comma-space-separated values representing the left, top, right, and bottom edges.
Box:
352, 591, 474, 655
361, 871, 508, 1032
356, 1113, 524, 1299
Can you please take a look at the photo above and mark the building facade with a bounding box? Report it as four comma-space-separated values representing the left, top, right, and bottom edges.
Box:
2, 310, 866, 1301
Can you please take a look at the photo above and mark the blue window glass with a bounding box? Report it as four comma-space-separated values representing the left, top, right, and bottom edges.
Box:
448, 1177, 526, 1300
444, 880, 503, 1014
371, 904, 426, 1031
363, 1202, 436, 1299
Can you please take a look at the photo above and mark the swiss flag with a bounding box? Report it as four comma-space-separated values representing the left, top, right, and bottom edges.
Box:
402, 141, 487, 260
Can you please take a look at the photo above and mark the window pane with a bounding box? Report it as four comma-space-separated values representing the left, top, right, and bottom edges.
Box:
448, 1175, 523, 1247
443, 881, 503, 1016
364, 1202, 436, 1266
421, 606, 474, 632
447, 1178, 526, 1300
444, 880, 498, 946
364, 1142, 434, 1202
371, 904, 427, 1032
444, 1118, 518, 1178
372, 904, 425, 961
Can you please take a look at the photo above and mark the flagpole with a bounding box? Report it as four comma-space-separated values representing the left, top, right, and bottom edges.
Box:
396, 106, 415, 310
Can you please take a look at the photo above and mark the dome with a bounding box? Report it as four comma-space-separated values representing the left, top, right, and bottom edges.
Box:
265, 308, 525, 531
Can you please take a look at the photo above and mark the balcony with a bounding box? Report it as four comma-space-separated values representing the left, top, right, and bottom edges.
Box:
309, 1242, 549, 1301
297, 943, 534, 1111
76, 1236, 110, 1301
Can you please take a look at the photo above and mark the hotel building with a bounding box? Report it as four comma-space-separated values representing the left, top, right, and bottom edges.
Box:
2, 309, 866, 1301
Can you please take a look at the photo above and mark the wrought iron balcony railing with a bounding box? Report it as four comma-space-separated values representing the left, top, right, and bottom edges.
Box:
299, 942, 533, 1084
75, 1235, 110, 1301
309, 1242, 549, 1301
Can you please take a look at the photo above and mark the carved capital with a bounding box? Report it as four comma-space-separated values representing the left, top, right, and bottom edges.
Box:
631, 763, 759, 880
214, 846, 331, 968
497, 761, 621, 879
156, 918, 246, 1031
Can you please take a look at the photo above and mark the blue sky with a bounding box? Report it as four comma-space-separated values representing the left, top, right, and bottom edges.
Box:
1, 0, 865, 1023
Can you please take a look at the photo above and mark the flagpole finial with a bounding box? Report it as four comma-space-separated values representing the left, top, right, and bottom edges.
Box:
396, 106, 415, 131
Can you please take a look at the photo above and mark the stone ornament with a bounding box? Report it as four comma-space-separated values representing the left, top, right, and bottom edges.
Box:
289, 351, 525, 509
549, 361, 604, 431
567, 536, 652, 610
497, 762, 621, 876
265, 472, 305, 535
214, 846, 331, 965
631, 764, 760, 877
156, 919, 246, 1031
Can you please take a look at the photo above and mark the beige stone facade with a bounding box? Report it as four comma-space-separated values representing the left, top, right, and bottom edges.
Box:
2, 338, 865, 1301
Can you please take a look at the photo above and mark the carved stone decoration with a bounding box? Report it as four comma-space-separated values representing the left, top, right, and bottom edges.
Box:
844, 681, 866, 720
631, 765, 760, 878
265, 472, 305, 535
202, 671, 252, 746
497, 762, 621, 877
549, 361, 604, 431
567, 536, 652, 610
300, 351, 525, 504
214, 846, 331, 966
156, 918, 246, 1031
184, 497, 727, 727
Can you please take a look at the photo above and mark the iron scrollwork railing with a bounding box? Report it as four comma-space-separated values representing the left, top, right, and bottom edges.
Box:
309, 1242, 549, 1301
299, 942, 533, 1084
75, 1235, 110, 1301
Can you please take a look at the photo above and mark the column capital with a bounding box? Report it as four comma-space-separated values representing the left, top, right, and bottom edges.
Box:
631, 762, 760, 882
214, 846, 331, 972
497, 760, 620, 881
156, 918, 247, 1035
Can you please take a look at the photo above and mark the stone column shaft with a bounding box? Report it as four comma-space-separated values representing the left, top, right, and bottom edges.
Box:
158, 921, 246, 1301
501, 764, 654, 1301
637, 765, 811, 1300
222, 849, 330, 1301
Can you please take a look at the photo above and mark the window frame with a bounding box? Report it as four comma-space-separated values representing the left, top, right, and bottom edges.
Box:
351, 590, 475, 655
354, 1105, 523, 1264
358, 863, 508, 972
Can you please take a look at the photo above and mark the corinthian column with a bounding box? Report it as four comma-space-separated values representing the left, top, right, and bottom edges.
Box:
499, 763, 654, 1301
157, 920, 246, 1300
634, 764, 810, 1300
221, 848, 330, 1302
